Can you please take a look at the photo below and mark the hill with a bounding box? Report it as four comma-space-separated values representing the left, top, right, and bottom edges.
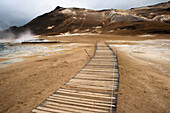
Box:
5, 1, 170, 36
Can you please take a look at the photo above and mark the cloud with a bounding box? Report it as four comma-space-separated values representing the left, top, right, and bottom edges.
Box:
54, 0, 169, 9
0, 0, 169, 30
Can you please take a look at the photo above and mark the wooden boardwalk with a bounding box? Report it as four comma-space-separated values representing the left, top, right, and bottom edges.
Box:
31, 43, 119, 113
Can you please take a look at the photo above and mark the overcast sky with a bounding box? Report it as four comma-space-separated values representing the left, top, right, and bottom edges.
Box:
0, 0, 169, 30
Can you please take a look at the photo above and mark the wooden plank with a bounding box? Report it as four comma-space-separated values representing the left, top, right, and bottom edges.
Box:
85, 65, 114, 67
31, 109, 52, 113
58, 88, 110, 96
93, 55, 115, 57
56, 90, 116, 99
67, 79, 114, 86
89, 60, 116, 63
43, 101, 95, 113
94, 56, 116, 57
78, 73, 117, 76
77, 72, 115, 76
66, 82, 117, 89
48, 96, 115, 107
87, 64, 114, 66
87, 63, 115, 65
91, 59, 115, 61
46, 98, 110, 110
36, 106, 71, 113
84, 66, 113, 70
60, 87, 113, 94
92, 56, 116, 61
80, 70, 118, 73
89, 61, 115, 63
81, 68, 115, 72
51, 93, 114, 104
74, 77, 116, 81
75, 75, 114, 78
88, 62, 115, 64
73, 78, 119, 84
66, 84, 116, 91
85, 65, 114, 68
76, 74, 114, 78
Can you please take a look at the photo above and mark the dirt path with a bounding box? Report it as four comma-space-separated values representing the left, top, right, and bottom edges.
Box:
0, 44, 95, 113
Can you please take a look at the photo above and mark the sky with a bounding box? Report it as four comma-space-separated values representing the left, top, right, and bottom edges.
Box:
0, 0, 169, 30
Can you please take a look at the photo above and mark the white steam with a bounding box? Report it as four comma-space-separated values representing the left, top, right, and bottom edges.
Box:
0, 30, 37, 43
15, 30, 36, 43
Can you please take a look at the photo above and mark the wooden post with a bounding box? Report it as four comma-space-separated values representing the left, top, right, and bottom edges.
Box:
84, 49, 91, 59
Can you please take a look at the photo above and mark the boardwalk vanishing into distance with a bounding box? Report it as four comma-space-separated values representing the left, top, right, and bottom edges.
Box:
31, 43, 119, 113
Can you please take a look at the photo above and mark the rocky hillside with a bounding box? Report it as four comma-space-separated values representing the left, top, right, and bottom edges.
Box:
6, 1, 170, 35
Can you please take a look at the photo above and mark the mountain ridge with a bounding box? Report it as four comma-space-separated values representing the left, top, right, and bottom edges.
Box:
3, 1, 170, 36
